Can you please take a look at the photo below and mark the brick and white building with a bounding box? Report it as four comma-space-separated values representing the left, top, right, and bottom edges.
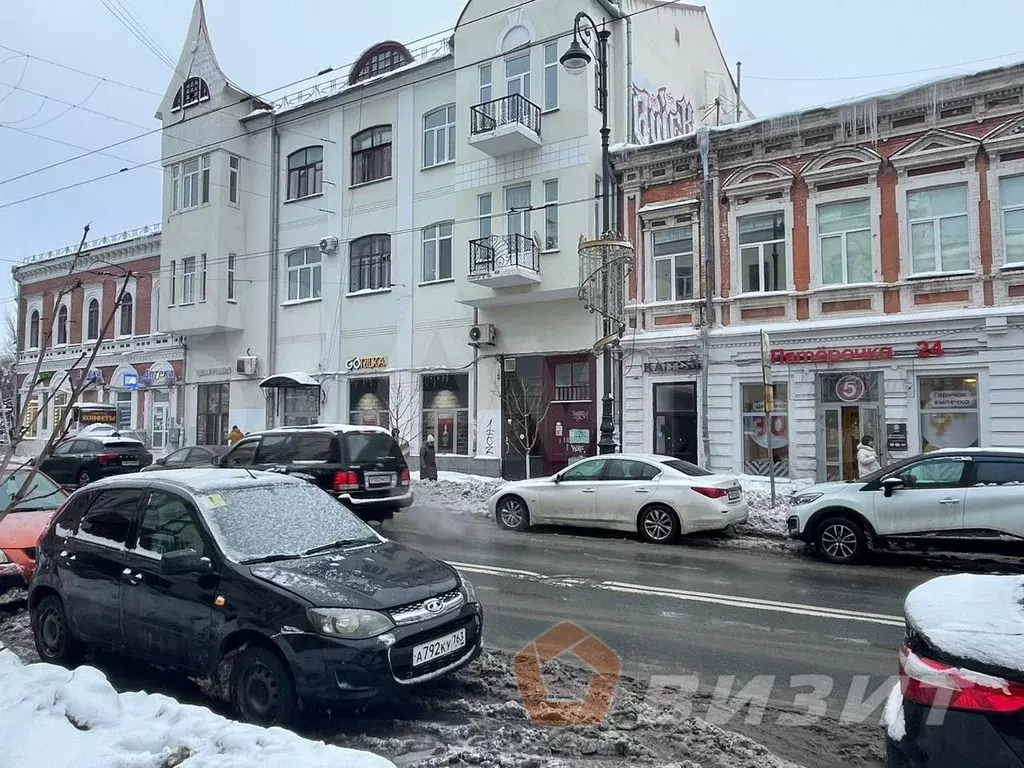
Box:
614, 63, 1024, 481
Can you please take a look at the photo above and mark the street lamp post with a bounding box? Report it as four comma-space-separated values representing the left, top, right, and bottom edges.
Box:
562, 12, 620, 456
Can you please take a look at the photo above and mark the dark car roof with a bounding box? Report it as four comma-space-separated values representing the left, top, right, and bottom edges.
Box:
85, 468, 304, 495
247, 423, 393, 438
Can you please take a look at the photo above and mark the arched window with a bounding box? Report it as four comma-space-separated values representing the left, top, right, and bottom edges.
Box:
286, 147, 323, 200
172, 76, 211, 112
119, 294, 134, 337
86, 299, 100, 341
350, 235, 391, 292
349, 42, 412, 85
29, 310, 40, 349
352, 126, 392, 185
56, 305, 68, 345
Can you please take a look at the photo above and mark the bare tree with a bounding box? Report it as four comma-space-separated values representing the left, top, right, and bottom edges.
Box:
387, 376, 421, 455
0, 310, 18, 445
495, 361, 550, 479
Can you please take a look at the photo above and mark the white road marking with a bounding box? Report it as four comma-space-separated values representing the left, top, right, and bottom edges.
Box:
449, 561, 904, 628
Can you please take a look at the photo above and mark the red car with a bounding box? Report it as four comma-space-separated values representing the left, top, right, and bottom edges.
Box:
0, 470, 68, 591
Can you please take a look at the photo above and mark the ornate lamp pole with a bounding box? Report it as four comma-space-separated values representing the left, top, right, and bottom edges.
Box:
562, 12, 633, 455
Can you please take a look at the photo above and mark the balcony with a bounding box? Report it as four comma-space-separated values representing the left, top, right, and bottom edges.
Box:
468, 234, 542, 289
468, 94, 542, 157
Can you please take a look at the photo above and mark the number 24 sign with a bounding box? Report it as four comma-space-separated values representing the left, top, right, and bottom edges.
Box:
916, 341, 944, 359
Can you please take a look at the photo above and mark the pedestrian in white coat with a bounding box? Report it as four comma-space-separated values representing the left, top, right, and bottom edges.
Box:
857, 434, 882, 478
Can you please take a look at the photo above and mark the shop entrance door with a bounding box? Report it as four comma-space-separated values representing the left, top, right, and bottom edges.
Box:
151, 398, 169, 451
653, 382, 699, 465
819, 373, 882, 482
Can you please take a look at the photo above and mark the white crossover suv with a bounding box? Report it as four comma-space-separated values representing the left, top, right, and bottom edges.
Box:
787, 448, 1024, 564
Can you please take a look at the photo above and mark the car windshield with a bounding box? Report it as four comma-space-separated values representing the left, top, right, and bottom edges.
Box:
0, 471, 65, 512
197, 481, 379, 562
661, 459, 713, 477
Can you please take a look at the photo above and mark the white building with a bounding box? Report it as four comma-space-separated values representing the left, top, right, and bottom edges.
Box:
157, 0, 744, 476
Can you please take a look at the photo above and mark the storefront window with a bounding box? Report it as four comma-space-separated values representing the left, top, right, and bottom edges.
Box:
919, 375, 979, 452
349, 377, 390, 427
116, 391, 133, 430
653, 382, 698, 465
281, 387, 320, 426
741, 382, 789, 477
197, 383, 230, 446
421, 373, 469, 455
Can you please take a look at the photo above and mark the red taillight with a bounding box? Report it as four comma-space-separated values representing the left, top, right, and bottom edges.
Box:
899, 646, 1024, 714
332, 471, 359, 492
97, 453, 119, 466
399, 469, 410, 487
692, 486, 729, 499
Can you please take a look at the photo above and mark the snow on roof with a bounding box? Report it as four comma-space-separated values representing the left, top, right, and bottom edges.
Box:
638, 198, 700, 214
259, 371, 319, 388
905, 574, 1024, 677
18, 223, 162, 268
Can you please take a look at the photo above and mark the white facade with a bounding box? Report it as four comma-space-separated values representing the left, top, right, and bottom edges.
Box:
157, 0, 741, 471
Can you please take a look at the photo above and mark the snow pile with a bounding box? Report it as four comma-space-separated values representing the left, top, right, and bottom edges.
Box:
412, 471, 506, 516
0, 651, 394, 768
905, 574, 1024, 675
735, 474, 814, 538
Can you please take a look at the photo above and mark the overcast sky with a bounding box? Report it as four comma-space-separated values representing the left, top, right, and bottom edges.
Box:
2, 0, 1023, 314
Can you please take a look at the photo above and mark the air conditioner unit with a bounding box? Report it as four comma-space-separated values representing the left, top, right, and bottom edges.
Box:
319, 236, 339, 255
236, 356, 259, 376
468, 323, 497, 347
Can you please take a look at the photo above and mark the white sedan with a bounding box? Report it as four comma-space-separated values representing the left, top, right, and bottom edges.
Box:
487, 453, 749, 544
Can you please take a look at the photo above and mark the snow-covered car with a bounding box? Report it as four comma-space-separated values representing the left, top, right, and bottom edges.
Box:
487, 454, 748, 544
883, 574, 1024, 767
786, 448, 1024, 564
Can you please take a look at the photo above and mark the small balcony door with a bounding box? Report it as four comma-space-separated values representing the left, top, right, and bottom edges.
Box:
505, 53, 531, 100
506, 184, 531, 237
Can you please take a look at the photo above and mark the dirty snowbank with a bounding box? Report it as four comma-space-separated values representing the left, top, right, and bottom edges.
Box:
0, 650, 394, 768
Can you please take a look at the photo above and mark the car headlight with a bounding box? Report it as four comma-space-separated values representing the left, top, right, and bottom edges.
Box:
461, 576, 478, 604
307, 608, 394, 639
789, 492, 823, 506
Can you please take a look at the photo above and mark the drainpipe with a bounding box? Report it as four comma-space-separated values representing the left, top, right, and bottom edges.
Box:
699, 128, 714, 467
267, 114, 280, 428
472, 307, 480, 458
625, 14, 634, 142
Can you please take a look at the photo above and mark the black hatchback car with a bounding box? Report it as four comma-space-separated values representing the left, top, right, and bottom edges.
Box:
216, 424, 413, 523
38, 435, 153, 487
29, 469, 482, 726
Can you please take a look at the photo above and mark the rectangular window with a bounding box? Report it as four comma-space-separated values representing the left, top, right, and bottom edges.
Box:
478, 193, 492, 239
741, 382, 789, 477
281, 389, 320, 426
543, 42, 558, 110
553, 362, 590, 401
349, 377, 390, 427
422, 222, 454, 283
200, 253, 207, 302
422, 373, 470, 455
542, 179, 558, 250
423, 105, 456, 168
907, 185, 969, 274
116, 391, 133, 430
286, 248, 322, 302
652, 225, 695, 301
196, 382, 230, 446
479, 64, 492, 104
182, 159, 200, 209
182, 257, 196, 304
228, 155, 240, 205
227, 253, 236, 301
171, 165, 179, 213
352, 127, 392, 185
738, 211, 787, 292
169, 261, 176, 305
350, 236, 391, 292
818, 199, 872, 285
200, 154, 211, 204
287, 146, 323, 200
1000, 175, 1024, 266
919, 375, 979, 452
505, 184, 531, 236
505, 53, 530, 100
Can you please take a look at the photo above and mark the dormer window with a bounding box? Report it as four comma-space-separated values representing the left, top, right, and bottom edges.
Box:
349, 42, 412, 85
172, 76, 211, 112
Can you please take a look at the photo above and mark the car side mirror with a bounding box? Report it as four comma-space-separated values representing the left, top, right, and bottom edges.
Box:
160, 548, 208, 575
553, 474, 563, 484
881, 477, 904, 497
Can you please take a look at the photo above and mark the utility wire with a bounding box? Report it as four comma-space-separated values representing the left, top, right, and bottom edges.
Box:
0, 44, 162, 97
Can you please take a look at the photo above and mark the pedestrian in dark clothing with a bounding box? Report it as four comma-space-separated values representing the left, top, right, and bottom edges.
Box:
420, 434, 438, 481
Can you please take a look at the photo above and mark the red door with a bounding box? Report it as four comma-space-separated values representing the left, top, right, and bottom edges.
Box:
542, 355, 596, 476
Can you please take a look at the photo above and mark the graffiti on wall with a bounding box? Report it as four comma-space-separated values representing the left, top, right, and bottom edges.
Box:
632, 80, 694, 145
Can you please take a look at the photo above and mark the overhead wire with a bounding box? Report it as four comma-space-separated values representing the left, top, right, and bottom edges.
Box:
0, 43, 162, 97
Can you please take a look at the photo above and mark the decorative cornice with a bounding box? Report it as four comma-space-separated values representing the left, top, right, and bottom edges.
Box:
14, 228, 161, 285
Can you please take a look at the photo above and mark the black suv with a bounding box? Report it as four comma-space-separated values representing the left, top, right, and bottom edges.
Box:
29, 469, 482, 726
38, 435, 153, 487
217, 425, 412, 522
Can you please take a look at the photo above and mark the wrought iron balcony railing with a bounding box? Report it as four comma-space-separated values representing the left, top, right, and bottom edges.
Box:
469, 234, 540, 277
469, 93, 542, 137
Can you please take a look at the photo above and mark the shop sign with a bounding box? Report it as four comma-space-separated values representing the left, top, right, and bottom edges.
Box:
835, 374, 867, 403
770, 346, 894, 366
569, 428, 591, 445
122, 373, 139, 391
143, 369, 176, 387
886, 422, 908, 453
643, 360, 701, 373
926, 390, 977, 409
346, 356, 387, 371
197, 366, 231, 378
80, 409, 116, 425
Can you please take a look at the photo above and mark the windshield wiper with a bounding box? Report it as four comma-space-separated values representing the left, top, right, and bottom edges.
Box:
301, 538, 374, 557
241, 553, 302, 565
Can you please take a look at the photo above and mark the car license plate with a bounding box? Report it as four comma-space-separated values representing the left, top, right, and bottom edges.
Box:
411, 627, 467, 667
728, 488, 741, 501
122, 460, 140, 467
365, 472, 395, 489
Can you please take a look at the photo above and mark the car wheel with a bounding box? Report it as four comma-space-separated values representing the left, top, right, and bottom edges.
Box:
495, 495, 529, 532
816, 517, 866, 564
31, 595, 83, 666
76, 469, 91, 488
638, 505, 680, 544
230, 646, 297, 727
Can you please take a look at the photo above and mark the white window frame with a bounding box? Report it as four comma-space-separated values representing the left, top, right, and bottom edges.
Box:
181, 158, 200, 210
118, 290, 135, 338
228, 155, 240, 205
182, 257, 196, 305
478, 64, 492, 104
286, 248, 322, 302
649, 224, 696, 302
543, 42, 558, 111
26, 302, 41, 350
227, 253, 236, 302
897, 166, 979, 280
543, 179, 558, 250
423, 105, 456, 168
906, 183, 971, 276
807, 185, 881, 291
505, 52, 530, 100
54, 300, 70, 346
730, 204, 792, 296
815, 197, 874, 286
422, 222, 454, 283
169, 261, 176, 306
999, 173, 1024, 268
200, 253, 207, 302
201, 154, 211, 205
170, 165, 179, 213
83, 292, 101, 342
478, 193, 492, 239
